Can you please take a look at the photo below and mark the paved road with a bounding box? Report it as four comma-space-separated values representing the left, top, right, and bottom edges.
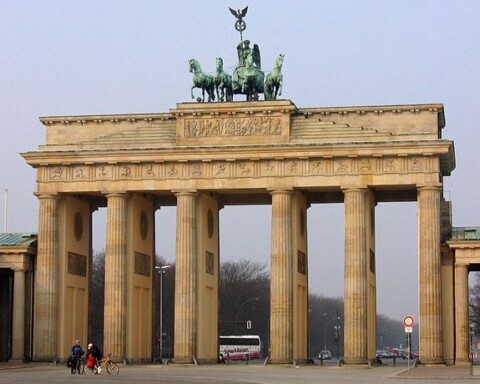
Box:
0, 362, 479, 384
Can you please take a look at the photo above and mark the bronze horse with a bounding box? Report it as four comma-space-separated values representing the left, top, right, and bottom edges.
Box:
213, 58, 233, 102
264, 54, 284, 101
189, 59, 215, 102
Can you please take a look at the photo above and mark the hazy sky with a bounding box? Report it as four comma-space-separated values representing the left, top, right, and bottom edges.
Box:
1, 1, 479, 322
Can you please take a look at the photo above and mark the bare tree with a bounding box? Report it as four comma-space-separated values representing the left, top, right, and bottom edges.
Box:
219, 259, 270, 354
90, 251, 105, 350
470, 274, 480, 332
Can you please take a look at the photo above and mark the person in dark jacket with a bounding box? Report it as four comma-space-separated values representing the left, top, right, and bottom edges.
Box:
86, 342, 102, 361
70, 340, 84, 374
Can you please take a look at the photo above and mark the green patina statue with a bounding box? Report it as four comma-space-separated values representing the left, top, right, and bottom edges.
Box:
189, 58, 215, 102
188, 7, 284, 102
213, 57, 233, 102
264, 54, 284, 101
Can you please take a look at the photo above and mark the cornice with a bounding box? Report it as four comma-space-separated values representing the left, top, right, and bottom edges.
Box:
39, 112, 174, 126
21, 140, 453, 167
38, 102, 444, 127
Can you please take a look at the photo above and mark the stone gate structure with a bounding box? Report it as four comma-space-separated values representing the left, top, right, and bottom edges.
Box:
22, 99, 459, 365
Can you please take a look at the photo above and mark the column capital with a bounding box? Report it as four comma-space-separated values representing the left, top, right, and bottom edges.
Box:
103, 191, 128, 198
268, 188, 294, 196
34, 192, 59, 200
173, 189, 198, 197
341, 186, 368, 193
417, 184, 442, 192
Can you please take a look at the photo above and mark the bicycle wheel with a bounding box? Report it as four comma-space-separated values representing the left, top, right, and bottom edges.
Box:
76, 359, 85, 374
83, 364, 97, 375
106, 361, 119, 375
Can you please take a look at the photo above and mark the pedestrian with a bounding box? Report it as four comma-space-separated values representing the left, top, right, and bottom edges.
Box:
70, 339, 84, 374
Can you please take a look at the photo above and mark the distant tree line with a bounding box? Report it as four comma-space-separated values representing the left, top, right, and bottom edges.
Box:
89, 253, 410, 359
470, 274, 480, 335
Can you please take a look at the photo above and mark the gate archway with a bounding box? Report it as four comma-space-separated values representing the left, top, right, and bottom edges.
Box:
22, 99, 456, 365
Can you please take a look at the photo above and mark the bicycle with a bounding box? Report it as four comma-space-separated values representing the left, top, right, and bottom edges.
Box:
83, 353, 119, 375
75, 357, 85, 374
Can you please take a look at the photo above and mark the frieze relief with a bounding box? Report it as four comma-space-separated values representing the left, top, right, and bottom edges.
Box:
43, 156, 430, 183
96, 165, 113, 180
184, 116, 282, 138
50, 166, 66, 180
73, 166, 88, 180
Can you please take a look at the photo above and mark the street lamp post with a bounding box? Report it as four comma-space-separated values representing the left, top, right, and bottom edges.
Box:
234, 297, 259, 334
323, 316, 341, 351
155, 265, 171, 363
470, 323, 475, 364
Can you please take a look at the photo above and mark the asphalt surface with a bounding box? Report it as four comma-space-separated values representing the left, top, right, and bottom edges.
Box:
0, 361, 478, 384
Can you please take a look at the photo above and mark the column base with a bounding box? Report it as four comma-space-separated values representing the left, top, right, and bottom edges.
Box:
343, 357, 369, 365
268, 358, 294, 365
417, 358, 446, 366
454, 359, 472, 367
172, 357, 195, 364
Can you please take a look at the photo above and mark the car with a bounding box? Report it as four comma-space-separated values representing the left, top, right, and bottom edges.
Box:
318, 350, 332, 360
375, 350, 392, 359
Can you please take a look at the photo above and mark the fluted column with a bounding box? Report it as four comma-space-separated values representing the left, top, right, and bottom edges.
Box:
454, 263, 470, 365
11, 268, 26, 361
104, 192, 128, 361
269, 189, 293, 363
173, 191, 197, 363
343, 188, 368, 364
34, 193, 59, 361
418, 185, 444, 364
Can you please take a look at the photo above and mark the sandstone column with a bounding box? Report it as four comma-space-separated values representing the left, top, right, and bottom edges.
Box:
104, 192, 128, 361
173, 191, 197, 363
418, 185, 444, 364
11, 268, 26, 361
343, 188, 368, 364
269, 189, 293, 364
454, 262, 470, 365
34, 193, 59, 361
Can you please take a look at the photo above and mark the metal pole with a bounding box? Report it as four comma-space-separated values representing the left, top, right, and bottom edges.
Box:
323, 317, 340, 351
160, 269, 163, 362
234, 297, 259, 334
3, 189, 7, 232
407, 332, 411, 372
156, 265, 170, 363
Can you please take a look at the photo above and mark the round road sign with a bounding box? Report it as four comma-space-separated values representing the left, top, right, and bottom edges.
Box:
403, 315, 414, 327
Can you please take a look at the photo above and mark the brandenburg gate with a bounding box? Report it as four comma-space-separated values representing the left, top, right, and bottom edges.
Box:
23, 99, 457, 365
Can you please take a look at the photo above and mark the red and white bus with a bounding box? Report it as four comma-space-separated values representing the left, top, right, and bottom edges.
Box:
219, 335, 262, 361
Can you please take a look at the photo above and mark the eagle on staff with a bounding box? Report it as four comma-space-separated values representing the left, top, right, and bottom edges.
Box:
229, 6, 248, 33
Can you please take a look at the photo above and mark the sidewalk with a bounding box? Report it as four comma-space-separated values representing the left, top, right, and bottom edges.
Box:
0, 361, 49, 370
0, 360, 478, 381
394, 365, 477, 380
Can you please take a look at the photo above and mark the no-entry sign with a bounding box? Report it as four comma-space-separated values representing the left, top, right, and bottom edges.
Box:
403, 315, 414, 327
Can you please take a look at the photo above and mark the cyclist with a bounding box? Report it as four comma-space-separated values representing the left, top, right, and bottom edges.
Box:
86, 343, 103, 372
